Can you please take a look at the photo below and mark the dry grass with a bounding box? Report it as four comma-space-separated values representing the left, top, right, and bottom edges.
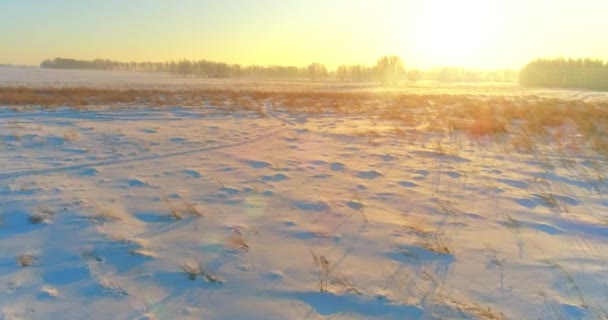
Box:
28, 207, 55, 224
402, 223, 453, 255
99, 278, 128, 296
227, 227, 249, 253
3, 86, 608, 160
181, 261, 223, 283
91, 208, 123, 224
63, 130, 79, 141
161, 196, 184, 220
445, 297, 508, 320
5, 86, 608, 317
311, 251, 331, 292
183, 202, 203, 217
162, 196, 204, 220
17, 254, 37, 267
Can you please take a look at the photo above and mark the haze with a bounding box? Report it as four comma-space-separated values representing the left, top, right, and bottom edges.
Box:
1, 0, 608, 69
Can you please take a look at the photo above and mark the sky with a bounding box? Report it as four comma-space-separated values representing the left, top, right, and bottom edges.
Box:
1, 0, 607, 70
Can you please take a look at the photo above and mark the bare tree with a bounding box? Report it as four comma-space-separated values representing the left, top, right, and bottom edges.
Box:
308, 62, 328, 81
375, 55, 405, 86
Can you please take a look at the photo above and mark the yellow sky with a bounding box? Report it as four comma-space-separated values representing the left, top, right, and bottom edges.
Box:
1, 0, 607, 70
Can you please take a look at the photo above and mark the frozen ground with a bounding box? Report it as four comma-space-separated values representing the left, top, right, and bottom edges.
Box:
1, 67, 608, 319
2, 65, 608, 100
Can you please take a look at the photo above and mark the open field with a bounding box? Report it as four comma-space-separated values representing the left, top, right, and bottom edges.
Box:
2, 67, 608, 319
3, 65, 608, 100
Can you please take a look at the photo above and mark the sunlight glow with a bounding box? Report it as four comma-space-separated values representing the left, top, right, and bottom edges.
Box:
405, 1, 506, 68
1, 0, 607, 69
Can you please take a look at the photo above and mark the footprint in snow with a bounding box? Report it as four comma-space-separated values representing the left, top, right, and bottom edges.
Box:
263, 270, 285, 281
514, 198, 537, 209
79, 167, 99, 176
347, 201, 364, 210
294, 201, 329, 211
248, 160, 271, 169
262, 173, 288, 182
330, 162, 345, 171
357, 170, 382, 179
380, 154, 396, 161
183, 169, 201, 178
46, 136, 66, 146
219, 187, 241, 196
292, 230, 340, 241
126, 179, 147, 187
310, 160, 328, 166
444, 171, 461, 178
398, 181, 418, 188
414, 169, 430, 176
135, 212, 170, 223
496, 178, 529, 189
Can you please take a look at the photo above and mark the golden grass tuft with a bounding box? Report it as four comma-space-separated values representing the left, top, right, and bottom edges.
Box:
3, 86, 608, 160
17, 254, 37, 267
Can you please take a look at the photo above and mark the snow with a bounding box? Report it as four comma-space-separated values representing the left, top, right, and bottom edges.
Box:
1, 67, 608, 319
3, 65, 608, 100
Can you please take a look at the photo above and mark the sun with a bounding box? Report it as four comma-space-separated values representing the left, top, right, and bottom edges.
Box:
406, 0, 505, 68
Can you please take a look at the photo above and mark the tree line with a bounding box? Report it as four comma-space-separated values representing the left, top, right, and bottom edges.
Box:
40, 58, 308, 78
519, 58, 608, 90
40, 56, 517, 84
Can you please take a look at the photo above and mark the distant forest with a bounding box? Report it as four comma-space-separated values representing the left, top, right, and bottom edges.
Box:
40, 57, 517, 84
519, 58, 608, 90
